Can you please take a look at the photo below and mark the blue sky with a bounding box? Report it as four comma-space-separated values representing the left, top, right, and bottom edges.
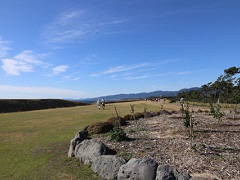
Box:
0, 0, 239, 99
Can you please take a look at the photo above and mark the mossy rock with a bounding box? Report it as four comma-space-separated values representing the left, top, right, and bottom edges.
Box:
87, 122, 113, 134
107, 116, 126, 126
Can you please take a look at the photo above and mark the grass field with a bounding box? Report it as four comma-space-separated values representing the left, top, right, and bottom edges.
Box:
0, 100, 170, 180
1, 100, 238, 179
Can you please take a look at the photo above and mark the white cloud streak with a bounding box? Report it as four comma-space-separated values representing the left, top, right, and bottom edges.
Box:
52, 65, 69, 75
44, 10, 129, 45
1, 50, 49, 75
91, 63, 149, 77
0, 37, 11, 58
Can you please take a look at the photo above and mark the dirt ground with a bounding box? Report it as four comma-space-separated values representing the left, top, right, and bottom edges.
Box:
94, 111, 240, 180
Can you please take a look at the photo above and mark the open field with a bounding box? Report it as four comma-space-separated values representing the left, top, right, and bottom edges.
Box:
0, 100, 169, 179
0, 100, 239, 179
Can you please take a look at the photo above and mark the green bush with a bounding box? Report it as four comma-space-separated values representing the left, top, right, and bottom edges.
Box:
87, 122, 113, 134
108, 127, 127, 141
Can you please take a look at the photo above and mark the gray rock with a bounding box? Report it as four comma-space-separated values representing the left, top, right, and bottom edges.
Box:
91, 155, 126, 180
118, 158, 158, 180
156, 165, 175, 180
68, 130, 88, 157
74, 139, 109, 165
156, 165, 190, 180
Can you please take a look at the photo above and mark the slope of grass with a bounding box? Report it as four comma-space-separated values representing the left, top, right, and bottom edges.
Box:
0, 100, 171, 179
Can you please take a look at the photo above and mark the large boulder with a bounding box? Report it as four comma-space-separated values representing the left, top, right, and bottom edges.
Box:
68, 130, 88, 157
91, 155, 126, 180
156, 165, 190, 180
74, 139, 113, 165
118, 158, 158, 180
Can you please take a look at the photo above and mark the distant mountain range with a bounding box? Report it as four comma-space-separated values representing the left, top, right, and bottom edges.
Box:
81, 87, 199, 102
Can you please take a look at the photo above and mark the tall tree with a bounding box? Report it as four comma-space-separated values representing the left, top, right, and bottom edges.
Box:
223, 66, 240, 103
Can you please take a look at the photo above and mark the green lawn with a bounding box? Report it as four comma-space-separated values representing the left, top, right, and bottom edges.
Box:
0, 100, 173, 180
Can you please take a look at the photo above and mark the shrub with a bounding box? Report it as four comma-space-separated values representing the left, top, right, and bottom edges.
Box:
213, 104, 225, 124
108, 127, 127, 141
123, 114, 134, 121
159, 110, 171, 115
134, 112, 144, 119
87, 122, 113, 134
147, 111, 158, 117
107, 116, 126, 126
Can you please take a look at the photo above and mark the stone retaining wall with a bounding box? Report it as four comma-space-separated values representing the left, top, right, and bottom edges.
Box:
68, 130, 190, 180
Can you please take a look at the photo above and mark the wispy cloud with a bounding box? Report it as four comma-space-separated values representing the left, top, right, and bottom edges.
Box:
0, 85, 85, 98
44, 9, 129, 45
80, 54, 100, 65
91, 63, 149, 77
63, 73, 81, 81
123, 72, 173, 80
52, 65, 69, 75
1, 50, 49, 75
0, 37, 11, 58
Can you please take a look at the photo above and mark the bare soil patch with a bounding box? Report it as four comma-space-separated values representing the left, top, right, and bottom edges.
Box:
94, 112, 240, 180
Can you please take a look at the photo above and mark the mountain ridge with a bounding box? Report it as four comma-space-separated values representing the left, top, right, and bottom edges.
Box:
82, 87, 199, 102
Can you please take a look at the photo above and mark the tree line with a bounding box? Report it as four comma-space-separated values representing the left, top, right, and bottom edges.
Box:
177, 66, 240, 104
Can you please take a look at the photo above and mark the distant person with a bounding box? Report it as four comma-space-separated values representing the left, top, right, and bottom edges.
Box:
101, 99, 106, 110
97, 99, 101, 110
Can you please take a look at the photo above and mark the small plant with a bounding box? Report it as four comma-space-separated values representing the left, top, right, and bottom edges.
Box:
118, 151, 133, 161
108, 126, 127, 141
232, 103, 239, 120
142, 104, 148, 118
213, 104, 225, 124
181, 102, 191, 128
209, 102, 215, 115
181, 101, 196, 148
130, 104, 136, 121
108, 107, 128, 141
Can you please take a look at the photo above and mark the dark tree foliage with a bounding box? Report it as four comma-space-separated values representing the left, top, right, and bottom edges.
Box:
177, 66, 240, 104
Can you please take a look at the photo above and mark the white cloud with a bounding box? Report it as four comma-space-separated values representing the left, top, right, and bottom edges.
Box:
14, 50, 46, 65
91, 63, 149, 77
1, 50, 48, 75
52, 65, 69, 75
44, 9, 129, 45
0, 85, 85, 99
0, 37, 11, 58
2, 58, 32, 75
